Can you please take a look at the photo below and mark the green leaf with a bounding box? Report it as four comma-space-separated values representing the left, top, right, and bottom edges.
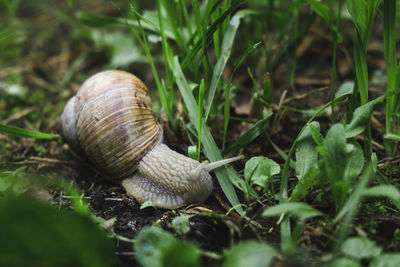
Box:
383, 0, 397, 136
223, 113, 272, 156
329, 258, 361, 267
309, 122, 324, 146
102, 31, 143, 68
76, 11, 175, 40
205, 12, 243, 120
244, 156, 280, 188
0, 123, 56, 139
323, 124, 347, 207
290, 167, 322, 202
342, 141, 364, 183
295, 122, 318, 180
336, 81, 354, 98
223, 42, 261, 150
364, 185, 400, 203
134, 227, 200, 267
341, 237, 382, 259
0, 166, 27, 193
181, 3, 245, 69
140, 200, 156, 209
384, 133, 400, 142
347, 0, 368, 33
262, 202, 324, 220
172, 56, 243, 214
306, 0, 331, 24
0, 195, 114, 267
223, 241, 276, 267
334, 162, 375, 223
172, 215, 190, 235
370, 253, 400, 267
345, 97, 384, 138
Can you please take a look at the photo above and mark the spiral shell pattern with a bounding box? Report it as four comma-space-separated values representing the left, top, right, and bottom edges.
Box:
74, 70, 162, 178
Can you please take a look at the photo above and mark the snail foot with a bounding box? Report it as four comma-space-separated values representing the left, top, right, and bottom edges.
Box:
121, 174, 185, 209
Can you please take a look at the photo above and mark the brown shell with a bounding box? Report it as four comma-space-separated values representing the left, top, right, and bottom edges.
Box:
74, 70, 162, 179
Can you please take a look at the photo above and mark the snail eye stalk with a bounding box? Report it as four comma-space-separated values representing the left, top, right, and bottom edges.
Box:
191, 155, 244, 181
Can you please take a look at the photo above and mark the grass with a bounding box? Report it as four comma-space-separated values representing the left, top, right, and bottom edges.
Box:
1, 0, 400, 266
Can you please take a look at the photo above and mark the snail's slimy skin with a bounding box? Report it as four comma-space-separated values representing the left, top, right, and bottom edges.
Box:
122, 144, 213, 209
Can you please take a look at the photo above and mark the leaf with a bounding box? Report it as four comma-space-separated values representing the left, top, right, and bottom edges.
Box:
205, 12, 244, 120
223, 241, 276, 267
309, 122, 324, 146
342, 141, 364, 184
347, 0, 368, 33
173, 56, 243, 214
0, 123, 56, 139
345, 97, 383, 138
370, 253, 400, 267
384, 133, 400, 142
306, 0, 331, 24
290, 167, 322, 202
105, 31, 143, 67
336, 81, 354, 99
334, 162, 375, 223
295, 122, 318, 180
364, 185, 400, 203
140, 200, 156, 209
341, 237, 382, 259
244, 156, 280, 188
172, 215, 190, 235
323, 124, 348, 207
0, 166, 27, 193
330, 258, 361, 267
181, 3, 245, 69
0, 195, 114, 267
134, 227, 200, 267
76, 11, 175, 39
223, 113, 272, 156
262, 202, 324, 220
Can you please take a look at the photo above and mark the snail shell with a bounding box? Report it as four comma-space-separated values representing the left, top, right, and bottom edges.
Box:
61, 70, 213, 209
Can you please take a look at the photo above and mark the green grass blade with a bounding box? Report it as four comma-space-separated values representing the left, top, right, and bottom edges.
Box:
126, 3, 173, 123
179, 0, 193, 38
172, 56, 243, 214
223, 112, 271, 157
223, 42, 261, 149
383, 0, 397, 153
0, 123, 57, 140
76, 12, 176, 40
223, 81, 231, 151
205, 11, 246, 121
161, 0, 187, 54
191, 0, 212, 87
364, 184, 400, 210
181, 1, 244, 69
263, 202, 324, 220
197, 79, 205, 161
384, 133, 400, 142
157, 0, 175, 122
353, 31, 368, 104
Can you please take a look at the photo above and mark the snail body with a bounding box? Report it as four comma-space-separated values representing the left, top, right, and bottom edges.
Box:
61, 70, 240, 209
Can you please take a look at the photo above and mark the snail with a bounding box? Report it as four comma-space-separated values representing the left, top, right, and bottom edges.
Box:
61, 70, 242, 209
